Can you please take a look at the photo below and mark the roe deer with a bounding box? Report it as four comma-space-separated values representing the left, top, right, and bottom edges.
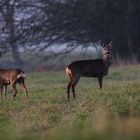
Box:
0, 68, 28, 100
65, 41, 112, 99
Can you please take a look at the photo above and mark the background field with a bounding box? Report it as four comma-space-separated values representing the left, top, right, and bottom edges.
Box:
0, 64, 140, 140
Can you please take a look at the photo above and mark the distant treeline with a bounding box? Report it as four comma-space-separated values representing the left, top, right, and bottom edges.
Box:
0, 0, 140, 65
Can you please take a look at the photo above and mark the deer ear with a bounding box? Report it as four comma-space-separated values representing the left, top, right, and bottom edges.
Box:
108, 41, 112, 47
99, 40, 104, 47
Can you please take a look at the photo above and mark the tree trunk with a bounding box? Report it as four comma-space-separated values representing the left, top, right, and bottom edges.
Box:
11, 43, 23, 66
128, 35, 140, 62
6, 1, 23, 66
128, 35, 133, 59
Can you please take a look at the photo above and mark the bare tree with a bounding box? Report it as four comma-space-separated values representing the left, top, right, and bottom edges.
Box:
0, 0, 45, 65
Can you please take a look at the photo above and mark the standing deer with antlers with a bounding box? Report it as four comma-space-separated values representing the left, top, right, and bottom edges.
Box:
0, 68, 28, 100
65, 41, 112, 99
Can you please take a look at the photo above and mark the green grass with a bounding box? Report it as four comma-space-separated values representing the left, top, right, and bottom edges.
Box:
0, 65, 140, 140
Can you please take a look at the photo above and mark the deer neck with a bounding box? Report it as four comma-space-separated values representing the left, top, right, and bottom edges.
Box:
103, 58, 110, 71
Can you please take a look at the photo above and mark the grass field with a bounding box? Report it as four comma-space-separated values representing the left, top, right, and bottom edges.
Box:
0, 64, 140, 140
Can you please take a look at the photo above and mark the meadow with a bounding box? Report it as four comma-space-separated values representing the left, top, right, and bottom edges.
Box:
0, 64, 140, 140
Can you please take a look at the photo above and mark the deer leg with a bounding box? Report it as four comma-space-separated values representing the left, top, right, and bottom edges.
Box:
67, 79, 73, 99
98, 76, 103, 89
11, 83, 17, 100
72, 77, 80, 98
2, 85, 7, 101
98, 77, 103, 95
0, 85, 3, 100
3, 85, 7, 97
18, 78, 28, 99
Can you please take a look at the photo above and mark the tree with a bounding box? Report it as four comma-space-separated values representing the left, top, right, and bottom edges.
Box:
40, 0, 140, 61
0, 0, 140, 63
0, 0, 45, 65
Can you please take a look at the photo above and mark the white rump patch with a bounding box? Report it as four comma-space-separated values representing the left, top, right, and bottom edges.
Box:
65, 67, 70, 74
17, 72, 26, 78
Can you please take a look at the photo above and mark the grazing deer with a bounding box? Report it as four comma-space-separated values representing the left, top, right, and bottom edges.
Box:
65, 41, 112, 99
0, 68, 28, 100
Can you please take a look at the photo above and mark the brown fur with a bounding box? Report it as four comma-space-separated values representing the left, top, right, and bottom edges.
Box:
65, 41, 112, 99
0, 68, 28, 100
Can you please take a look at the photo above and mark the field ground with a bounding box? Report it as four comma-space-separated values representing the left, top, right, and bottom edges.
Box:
0, 64, 140, 140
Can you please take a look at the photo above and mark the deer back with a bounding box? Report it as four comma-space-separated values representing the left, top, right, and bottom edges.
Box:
0, 68, 25, 84
67, 41, 112, 78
